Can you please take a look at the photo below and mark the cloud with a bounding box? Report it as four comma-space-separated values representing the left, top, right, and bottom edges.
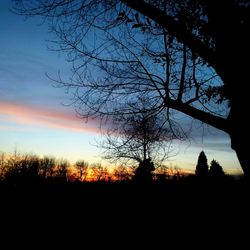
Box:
0, 100, 101, 134
202, 141, 232, 152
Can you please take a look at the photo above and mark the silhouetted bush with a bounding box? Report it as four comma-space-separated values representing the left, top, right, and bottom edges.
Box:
134, 159, 155, 185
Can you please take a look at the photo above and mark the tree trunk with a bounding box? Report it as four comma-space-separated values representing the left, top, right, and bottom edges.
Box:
233, 143, 250, 179
228, 106, 250, 179
230, 128, 250, 179
227, 71, 250, 179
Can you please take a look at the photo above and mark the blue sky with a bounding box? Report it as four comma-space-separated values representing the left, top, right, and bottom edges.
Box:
0, 0, 242, 174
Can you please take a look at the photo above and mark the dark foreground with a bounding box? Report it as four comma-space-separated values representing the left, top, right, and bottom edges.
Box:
1, 177, 249, 212
0, 178, 249, 248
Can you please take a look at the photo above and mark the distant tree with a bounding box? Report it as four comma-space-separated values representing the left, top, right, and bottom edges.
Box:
155, 165, 169, 182
40, 156, 56, 178
21, 155, 40, 180
101, 99, 177, 167
101, 100, 178, 184
7, 148, 21, 169
0, 152, 7, 180
75, 160, 89, 181
209, 159, 225, 179
113, 165, 132, 181
91, 164, 109, 181
56, 159, 69, 181
171, 166, 184, 181
164, 165, 184, 180
4, 154, 40, 184
195, 151, 209, 177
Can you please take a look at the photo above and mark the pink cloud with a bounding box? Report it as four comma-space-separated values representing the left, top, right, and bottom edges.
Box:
0, 100, 101, 134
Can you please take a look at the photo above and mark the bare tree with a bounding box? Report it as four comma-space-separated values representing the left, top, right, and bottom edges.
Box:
56, 159, 70, 180
14, 1, 250, 177
113, 165, 132, 181
4, 154, 40, 183
40, 156, 56, 178
75, 160, 89, 181
0, 152, 7, 180
90, 163, 109, 181
154, 164, 170, 181
101, 99, 177, 167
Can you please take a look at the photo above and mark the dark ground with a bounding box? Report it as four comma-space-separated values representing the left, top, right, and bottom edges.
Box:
0, 178, 249, 248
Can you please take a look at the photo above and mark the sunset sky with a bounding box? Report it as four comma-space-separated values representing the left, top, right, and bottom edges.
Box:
0, 0, 242, 174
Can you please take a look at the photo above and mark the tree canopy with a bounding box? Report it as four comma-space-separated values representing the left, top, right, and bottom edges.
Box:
100, 100, 177, 166
209, 159, 225, 178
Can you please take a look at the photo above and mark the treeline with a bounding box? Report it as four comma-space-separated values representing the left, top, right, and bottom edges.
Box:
0, 151, 186, 185
0, 152, 107, 183
0, 150, 242, 195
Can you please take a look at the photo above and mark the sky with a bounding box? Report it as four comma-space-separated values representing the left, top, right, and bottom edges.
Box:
0, 0, 242, 174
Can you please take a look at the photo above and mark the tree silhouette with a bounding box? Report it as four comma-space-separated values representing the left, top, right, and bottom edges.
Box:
209, 159, 225, 179
91, 164, 109, 181
133, 158, 155, 185
195, 151, 209, 178
113, 165, 132, 181
101, 99, 176, 167
40, 156, 56, 178
4, 154, 40, 185
155, 165, 170, 182
14, 1, 250, 177
56, 159, 69, 181
75, 160, 89, 181
0, 152, 7, 180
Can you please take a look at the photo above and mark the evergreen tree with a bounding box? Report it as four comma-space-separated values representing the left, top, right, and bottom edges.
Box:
195, 151, 209, 177
209, 160, 225, 178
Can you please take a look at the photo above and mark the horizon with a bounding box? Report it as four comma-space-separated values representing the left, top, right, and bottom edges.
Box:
0, 149, 243, 178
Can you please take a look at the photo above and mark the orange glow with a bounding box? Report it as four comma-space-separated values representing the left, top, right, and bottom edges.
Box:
0, 100, 101, 134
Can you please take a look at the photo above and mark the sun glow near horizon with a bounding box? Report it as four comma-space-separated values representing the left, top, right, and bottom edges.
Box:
0, 99, 107, 165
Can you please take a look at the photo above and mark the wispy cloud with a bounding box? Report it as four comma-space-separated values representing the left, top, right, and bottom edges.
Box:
0, 100, 101, 134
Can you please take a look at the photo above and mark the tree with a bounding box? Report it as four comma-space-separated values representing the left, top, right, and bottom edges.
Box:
40, 156, 56, 178
4, 154, 40, 184
56, 159, 69, 180
195, 151, 209, 177
90, 163, 109, 181
113, 165, 132, 181
14, 1, 250, 177
209, 159, 225, 179
101, 101, 177, 183
0, 152, 7, 180
100, 100, 177, 167
155, 164, 170, 181
75, 160, 88, 181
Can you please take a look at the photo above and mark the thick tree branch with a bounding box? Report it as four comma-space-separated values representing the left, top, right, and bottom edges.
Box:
178, 45, 187, 101
165, 99, 228, 133
122, 0, 217, 68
